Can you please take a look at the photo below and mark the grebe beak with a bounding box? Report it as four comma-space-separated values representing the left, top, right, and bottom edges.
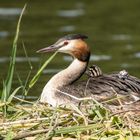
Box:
37, 44, 63, 53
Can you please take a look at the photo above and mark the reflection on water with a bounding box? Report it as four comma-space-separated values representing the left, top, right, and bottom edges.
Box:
43, 69, 62, 74
58, 9, 85, 18
134, 52, 140, 58
121, 63, 133, 68
125, 44, 133, 50
17, 95, 38, 100
63, 55, 111, 62
112, 34, 132, 41
0, 0, 140, 100
0, 57, 39, 63
90, 55, 111, 61
0, 8, 21, 16
59, 25, 75, 32
0, 31, 9, 38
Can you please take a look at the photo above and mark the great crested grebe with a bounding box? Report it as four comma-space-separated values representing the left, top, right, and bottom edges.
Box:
37, 34, 140, 107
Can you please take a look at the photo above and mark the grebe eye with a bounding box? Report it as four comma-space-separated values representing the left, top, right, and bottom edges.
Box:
64, 41, 69, 45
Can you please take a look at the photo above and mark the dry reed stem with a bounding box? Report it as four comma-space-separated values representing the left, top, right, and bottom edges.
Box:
13, 129, 49, 140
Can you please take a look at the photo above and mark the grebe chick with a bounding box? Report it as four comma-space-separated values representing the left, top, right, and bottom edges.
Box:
86, 65, 128, 80
37, 34, 140, 107
86, 65, 103, 77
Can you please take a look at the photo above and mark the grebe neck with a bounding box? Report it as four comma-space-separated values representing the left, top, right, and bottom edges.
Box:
40, 58, 88, 106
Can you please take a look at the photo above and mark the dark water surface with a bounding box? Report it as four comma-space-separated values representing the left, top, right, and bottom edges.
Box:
0, 0, 140, 99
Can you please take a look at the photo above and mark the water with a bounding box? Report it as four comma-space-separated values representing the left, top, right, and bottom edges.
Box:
0, 0, 140, 100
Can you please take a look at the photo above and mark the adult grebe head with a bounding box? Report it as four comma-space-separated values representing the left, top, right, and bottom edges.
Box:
37, 34, 90, 62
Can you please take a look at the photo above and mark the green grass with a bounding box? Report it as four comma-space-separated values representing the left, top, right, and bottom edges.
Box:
0, 4, 140, 140
1, 5, 26, 116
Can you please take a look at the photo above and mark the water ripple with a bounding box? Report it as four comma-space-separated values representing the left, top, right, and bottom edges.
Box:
112, 34, 131, 41
134, 52, 140, 58
16, 95, 38, 100
90, 54, 112, 61
57, 9, 85, 18
0, 31, 9, 38
0, 57, 39, 63
63, 54, 111, 62
121, 63, 131, 68
0, 8, 22, 16
43, 69, 62, 74
59, 25, 75, 32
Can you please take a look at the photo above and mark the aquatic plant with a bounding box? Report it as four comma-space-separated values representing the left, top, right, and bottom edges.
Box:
0, 101, 140, 140
1, 5, 26, 115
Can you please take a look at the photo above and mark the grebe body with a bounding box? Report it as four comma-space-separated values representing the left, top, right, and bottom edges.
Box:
37, 34, 140, 107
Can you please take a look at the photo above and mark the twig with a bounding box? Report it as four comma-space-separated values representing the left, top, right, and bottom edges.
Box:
13, 129, 49, 140
84, 78, 91, 96
55, 88, 92, 101
71, 104, 88, 126
110, 109, 140, 117
13, 123, 103, 140
110, 87, 123, 106
0, 117, 49, 127
13, 96, 34, 104
55, 88, 102, 106
46, 107, 59, 138
0, 113, 70, 129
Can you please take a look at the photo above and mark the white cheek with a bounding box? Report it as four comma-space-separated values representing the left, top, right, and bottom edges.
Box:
58, 43, 73, 53
58, 41, 75, 53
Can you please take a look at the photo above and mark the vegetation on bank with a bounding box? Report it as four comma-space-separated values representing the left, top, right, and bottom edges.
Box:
0, 101, 140, 140
0, 5, 140, 140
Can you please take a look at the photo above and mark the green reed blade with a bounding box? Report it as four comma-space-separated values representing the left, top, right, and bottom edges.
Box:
1, 5, 26, 102
7, 86, 23, 103
29, 52, 57, 89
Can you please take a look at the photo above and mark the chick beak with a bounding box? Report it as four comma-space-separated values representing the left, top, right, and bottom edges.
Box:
37, 44, 63, 53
